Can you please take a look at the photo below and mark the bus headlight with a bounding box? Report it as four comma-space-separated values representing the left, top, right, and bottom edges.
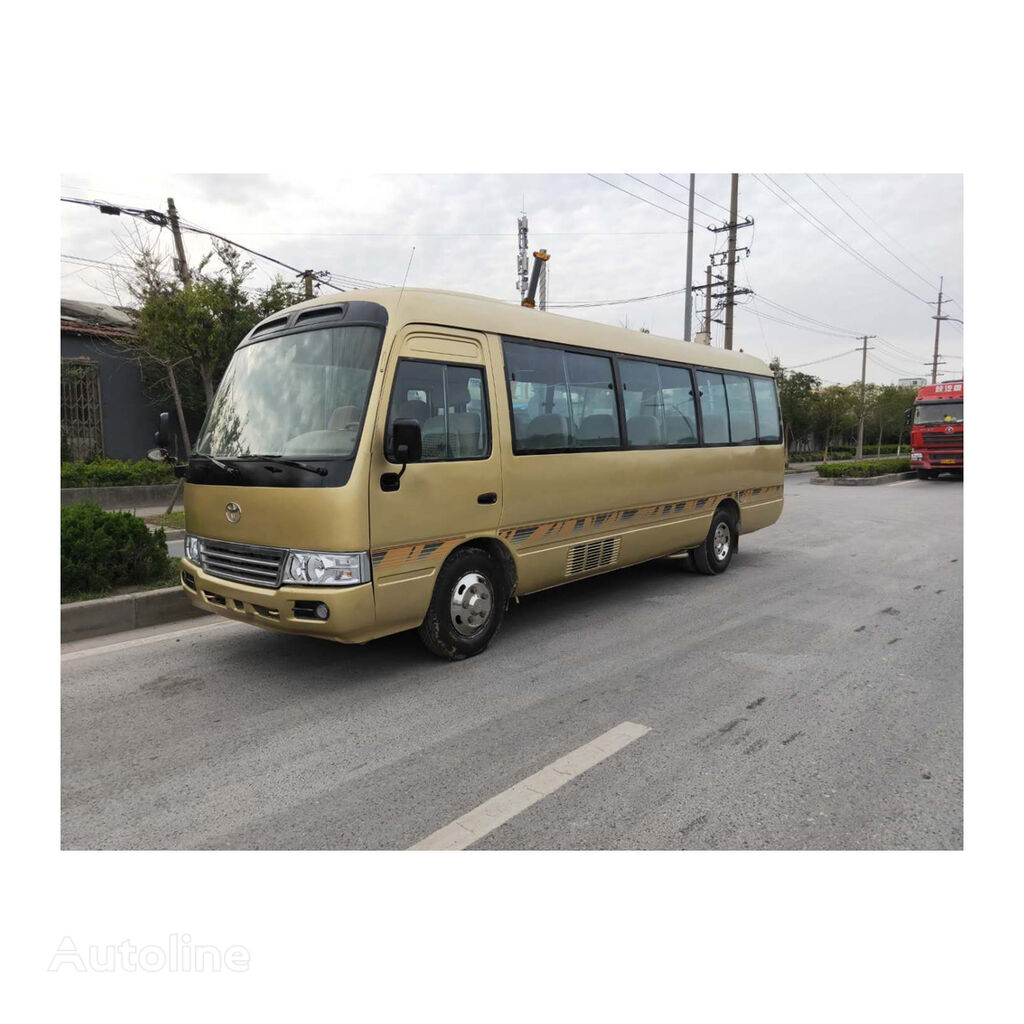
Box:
910, 452, 923, 461
185, 534, 201, 562
281, 550, 370, 586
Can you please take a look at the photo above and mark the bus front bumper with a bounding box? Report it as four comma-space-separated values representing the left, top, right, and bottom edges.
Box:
911, 450, 963, 470
180, 558, 376, 643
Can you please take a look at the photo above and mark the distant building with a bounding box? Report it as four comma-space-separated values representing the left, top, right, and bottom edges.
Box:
60, 300, 174, 461
898, 376, 927, 388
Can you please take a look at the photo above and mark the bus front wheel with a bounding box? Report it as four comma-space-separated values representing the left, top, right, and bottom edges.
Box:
418, 547, 507, 660
691, 509, 736, 576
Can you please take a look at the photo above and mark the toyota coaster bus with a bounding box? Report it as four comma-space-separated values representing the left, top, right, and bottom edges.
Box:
163, 289, 785, 659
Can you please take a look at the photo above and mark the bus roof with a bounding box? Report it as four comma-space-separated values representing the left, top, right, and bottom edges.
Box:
249, 287, 775, 377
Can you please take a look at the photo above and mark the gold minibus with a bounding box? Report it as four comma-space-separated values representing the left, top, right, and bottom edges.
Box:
171, 289, 784, 659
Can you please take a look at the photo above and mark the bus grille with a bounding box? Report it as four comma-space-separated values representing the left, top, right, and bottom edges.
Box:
566, 536, 620, 577
197, 537, 284, 588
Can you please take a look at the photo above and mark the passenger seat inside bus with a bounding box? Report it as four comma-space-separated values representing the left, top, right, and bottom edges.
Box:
522, 413, 570, 449
576, 414, 619, 447
420, 384, 483, 459
626, 414, 662, 446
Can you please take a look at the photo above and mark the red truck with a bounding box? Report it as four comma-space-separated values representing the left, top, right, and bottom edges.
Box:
908, 380, 963, 479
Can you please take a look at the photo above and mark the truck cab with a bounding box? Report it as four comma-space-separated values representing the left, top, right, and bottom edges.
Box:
909, 380, 963, 479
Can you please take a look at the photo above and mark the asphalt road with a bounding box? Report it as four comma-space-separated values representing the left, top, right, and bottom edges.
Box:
62, 473, 963, 850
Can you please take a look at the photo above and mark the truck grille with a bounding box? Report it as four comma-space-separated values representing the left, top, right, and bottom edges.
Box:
921, 432, 962, 448
197, 537, 284, 588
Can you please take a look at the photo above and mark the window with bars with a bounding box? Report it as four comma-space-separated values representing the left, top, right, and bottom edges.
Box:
61, 359, 103, 461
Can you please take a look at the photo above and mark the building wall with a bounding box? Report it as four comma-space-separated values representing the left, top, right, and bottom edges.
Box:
61, 332, 179, 461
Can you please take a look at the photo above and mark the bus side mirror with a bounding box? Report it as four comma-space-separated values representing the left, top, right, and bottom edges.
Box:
154, 411, 171, 449
381, 419, 422, 492
904, 408, 912, 428
393, 419, 422, 464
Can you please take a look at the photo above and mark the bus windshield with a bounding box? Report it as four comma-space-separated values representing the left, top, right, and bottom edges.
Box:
196, 324, 383, 459
914, 401, 963, 425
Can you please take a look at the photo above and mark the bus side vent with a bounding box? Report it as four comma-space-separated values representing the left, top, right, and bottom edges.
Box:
565, 536, 620, 577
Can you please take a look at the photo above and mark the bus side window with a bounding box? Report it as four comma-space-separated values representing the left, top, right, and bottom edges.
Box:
696, 371, 729, 444
724, 374, 757, 444
619, 359, 664, 447
752, 377, 782, 443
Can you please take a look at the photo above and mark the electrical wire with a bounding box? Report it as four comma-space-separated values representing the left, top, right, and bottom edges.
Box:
587, 174, 703, 226
659, 174, 736, 217
822, 174, 944, 285
806, 175, 938, 291
753, 175, 934, 306
787, 349, 861, 369
622, 174, 718, 224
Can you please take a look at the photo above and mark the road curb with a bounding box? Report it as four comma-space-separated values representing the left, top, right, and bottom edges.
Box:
809, 471, 917, 487
61, 586, 210, 643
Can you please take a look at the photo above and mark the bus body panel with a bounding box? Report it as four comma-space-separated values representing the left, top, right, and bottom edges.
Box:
180, 288, 786, 647
366, 325, 503, 635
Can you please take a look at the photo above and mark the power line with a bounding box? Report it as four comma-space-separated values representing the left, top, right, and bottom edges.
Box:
587, 174, 700, 225
622, 174, 718, 224
822, 174, 943, 285
787, 348, 861, 369
659, 174, 736, 217
753, 175, 934, 306
806, 175, 938, 291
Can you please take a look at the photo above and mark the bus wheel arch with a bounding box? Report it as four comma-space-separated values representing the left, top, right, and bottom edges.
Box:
417, 539, 513, 660
692, 502, 740, 576
457, 537, 518, 604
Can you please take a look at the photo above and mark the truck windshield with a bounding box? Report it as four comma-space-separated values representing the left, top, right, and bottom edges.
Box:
196, 324, 383, 458
914, 401, 963, 425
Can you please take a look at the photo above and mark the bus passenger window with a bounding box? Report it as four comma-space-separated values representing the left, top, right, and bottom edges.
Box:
658, 364, 698, 446
620, 359, 664, 447
696, 371, 729, 444
752, 377, 782, 443
565, 351, 620, 448
724, 374, 757, 444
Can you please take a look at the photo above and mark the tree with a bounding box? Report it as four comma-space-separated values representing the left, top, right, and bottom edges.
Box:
811, 385, 859, 459
771, 360, 821, 453
869, 384, 919, 452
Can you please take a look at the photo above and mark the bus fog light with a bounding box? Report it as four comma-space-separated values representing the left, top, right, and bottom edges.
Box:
315, 602, 329, 620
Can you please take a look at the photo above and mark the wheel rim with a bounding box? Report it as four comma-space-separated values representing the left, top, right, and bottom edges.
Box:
713, 521, 731, 561
449, 572, 494, 636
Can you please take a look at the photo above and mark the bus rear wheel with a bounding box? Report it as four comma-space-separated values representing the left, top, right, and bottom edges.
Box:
418, 547, 507, 660
691, 508, 736, 576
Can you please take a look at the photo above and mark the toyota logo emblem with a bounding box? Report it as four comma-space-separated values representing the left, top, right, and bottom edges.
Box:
225, 502, 241, 524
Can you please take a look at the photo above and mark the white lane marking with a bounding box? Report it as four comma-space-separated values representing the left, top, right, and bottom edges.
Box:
61, 618, 235, 662
409, 721, 651, 851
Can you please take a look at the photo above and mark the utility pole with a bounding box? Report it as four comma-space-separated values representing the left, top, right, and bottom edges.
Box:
166, 198, 190, 286
683, 173, 695, 341
708, 175, 754, 350
302, 270, 315, 299
855, 335, 877, 459
705, 264, 713, 334
931, 275, 945, 384
537, 249, 548, 311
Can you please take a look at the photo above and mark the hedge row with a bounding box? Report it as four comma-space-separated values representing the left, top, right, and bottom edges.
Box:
816, 458, 912, 479
788, 445, 905, 464
61, 505, 170, 598
61, 458, 175, 488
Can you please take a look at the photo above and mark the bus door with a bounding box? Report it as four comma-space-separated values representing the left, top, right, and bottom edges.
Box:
368, 326, 502, 633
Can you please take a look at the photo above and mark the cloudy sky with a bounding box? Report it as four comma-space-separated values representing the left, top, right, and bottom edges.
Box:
60, 173, 962, 386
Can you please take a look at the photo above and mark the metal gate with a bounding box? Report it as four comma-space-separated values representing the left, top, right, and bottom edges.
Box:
61, 358, 103, 461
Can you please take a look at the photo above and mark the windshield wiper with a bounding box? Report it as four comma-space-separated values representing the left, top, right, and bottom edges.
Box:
191, 452, 238, 473
245, 454, 329, 477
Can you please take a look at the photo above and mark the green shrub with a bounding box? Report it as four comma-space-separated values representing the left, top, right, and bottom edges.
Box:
816, 458, 912, 479
61, 458, 175, 488
61, 505, 170, 598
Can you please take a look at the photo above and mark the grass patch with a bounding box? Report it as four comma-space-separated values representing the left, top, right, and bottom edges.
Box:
816, 458, 912, 479
62, 558, 182, 604
144, 511, 186, 530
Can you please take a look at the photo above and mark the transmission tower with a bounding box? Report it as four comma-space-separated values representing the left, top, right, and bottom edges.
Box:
517, 213, 530, 299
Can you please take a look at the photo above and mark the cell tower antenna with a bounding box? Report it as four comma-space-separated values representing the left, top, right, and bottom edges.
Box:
517, 211, 530, 299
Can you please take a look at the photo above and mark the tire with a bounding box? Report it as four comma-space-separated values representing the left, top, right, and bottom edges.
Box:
916, 469, 929, 480
418, 547, 507, 660
691, 508, 737, 576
